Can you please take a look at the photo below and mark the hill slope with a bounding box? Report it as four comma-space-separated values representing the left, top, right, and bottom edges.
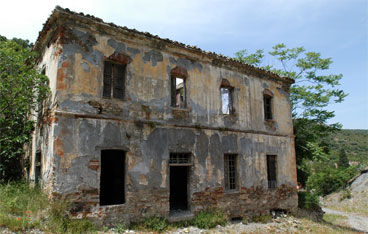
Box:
323, 168, 368, 216
324, 129, 368, 165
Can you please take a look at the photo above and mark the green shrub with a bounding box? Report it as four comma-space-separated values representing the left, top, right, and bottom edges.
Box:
298, 191, 320, 210
0, 182, 47, 231
306, 164, 358, 196
0, 214, 39, 232
339, 189, 351, 201
250, 214, 272, 223
46, 199, 96, 234
242, 216, 250, 224
0, 182, 96, 233
171, 219, 193, 228
191, 210, 228, 229
114, 222, 127, 233
0, 182, 48, 215
131, 216, 169, 233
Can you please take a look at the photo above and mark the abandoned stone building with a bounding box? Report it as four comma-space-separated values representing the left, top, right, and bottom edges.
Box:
29, 6, 297, 224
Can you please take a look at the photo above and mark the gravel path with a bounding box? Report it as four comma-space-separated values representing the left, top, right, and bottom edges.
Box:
323, 207, 368, 232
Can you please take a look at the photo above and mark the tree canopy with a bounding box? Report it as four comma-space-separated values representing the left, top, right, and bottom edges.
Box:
234, 44, 347, 185
0, 36, 49, 182
338, 148, 349, 168
235, 44, 346, 122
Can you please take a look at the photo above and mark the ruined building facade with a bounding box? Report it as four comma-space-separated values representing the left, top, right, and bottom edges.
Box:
29, 7, 297, 224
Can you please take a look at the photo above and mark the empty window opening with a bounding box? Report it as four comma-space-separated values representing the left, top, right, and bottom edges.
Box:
231, 217, 243, 223
267, 155, 277, 188
224, 154, 237, 190
171, 77, 186, 108
100, 150, 125, 206
103, 61, 126, 99
270, 209, 287, 218
170, 166, 189, 212
35, 152, 42, 185
169, 153, 191, 165
221, 87, 233, 115
264, 95, 273, 120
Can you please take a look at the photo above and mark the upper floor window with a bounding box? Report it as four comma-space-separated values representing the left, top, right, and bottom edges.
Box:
263, 89, 273, 120
172, 77, 186, 108
170, 66, 187, 109
220, 79, 233, 115
103, 61, 126, 99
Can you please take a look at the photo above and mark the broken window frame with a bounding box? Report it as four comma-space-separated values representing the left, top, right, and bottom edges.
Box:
266, 155, 277, 189
220, 79, 234, 115
224, 154, 238, 191
169, 153, 192, 166
103, 61, 126, 99
171, 77, 186, 109
263, 90, 273, 121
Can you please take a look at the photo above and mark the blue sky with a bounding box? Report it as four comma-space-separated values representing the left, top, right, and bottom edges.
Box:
1, 0, 367, 129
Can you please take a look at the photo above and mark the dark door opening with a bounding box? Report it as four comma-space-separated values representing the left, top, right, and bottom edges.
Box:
100, 150, 125, 206
170, 166, 189, 211
35, 152, 41, 185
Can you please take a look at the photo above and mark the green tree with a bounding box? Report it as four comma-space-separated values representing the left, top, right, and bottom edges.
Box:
306, 162, 357, 196
235, 44, 347, 185
0, 36, 49, 182
338, 148, 350, 168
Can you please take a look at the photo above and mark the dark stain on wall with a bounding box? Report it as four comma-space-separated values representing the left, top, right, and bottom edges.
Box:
169, 57, 203, 72
107, 38, 126, 53
127, 47, 140, 58
143, 50, 163, 66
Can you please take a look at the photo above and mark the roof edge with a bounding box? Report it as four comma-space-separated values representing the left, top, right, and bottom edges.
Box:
34, 6, 295, 84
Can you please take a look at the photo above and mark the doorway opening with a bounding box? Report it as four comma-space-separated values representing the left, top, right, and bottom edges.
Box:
170, 166, 189, 212
99, 150, 125, 206
35, 152, 42, 185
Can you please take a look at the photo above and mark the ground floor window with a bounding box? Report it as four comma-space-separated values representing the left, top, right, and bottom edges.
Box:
99, 150, 125, 206
224, 154, 237, 191
267, 155, 277, 188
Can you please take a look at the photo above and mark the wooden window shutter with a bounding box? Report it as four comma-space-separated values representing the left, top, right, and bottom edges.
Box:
171, 77, 176, 107
113, 64, 125, 99
103, 62, 113, 98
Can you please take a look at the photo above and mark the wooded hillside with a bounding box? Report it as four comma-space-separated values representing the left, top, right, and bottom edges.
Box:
325, 129, 368, 166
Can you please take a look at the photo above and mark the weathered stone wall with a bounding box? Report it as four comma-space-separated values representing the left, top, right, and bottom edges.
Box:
51, 16, 293, 137
51, 117, 297, 192
49, 114, 296, 223
29, 42, 61, 194
30, 7, 297, 224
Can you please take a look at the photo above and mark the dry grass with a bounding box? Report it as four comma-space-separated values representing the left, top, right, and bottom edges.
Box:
179, 216, 360, 234
323, 214, 350, 229
324, 190, 368, 217
235, 217, 358, 234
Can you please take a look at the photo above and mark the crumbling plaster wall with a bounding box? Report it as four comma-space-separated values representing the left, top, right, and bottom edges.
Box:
29, 42, 61, 193
35, 15, 297, 222
52, 116, 297, 222
53, 23, 293, 136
